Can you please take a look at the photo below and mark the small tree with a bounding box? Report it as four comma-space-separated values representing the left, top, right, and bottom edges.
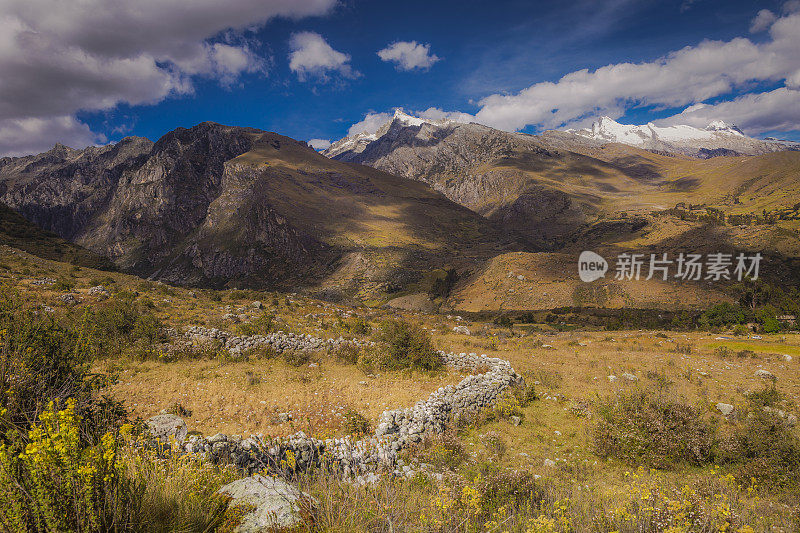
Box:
374, 320, 442, 372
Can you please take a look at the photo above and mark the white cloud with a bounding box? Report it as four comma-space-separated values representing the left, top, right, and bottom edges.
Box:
472, 10, 800, 134
307, 138, 331, 150
347, 112, 392, 136
416, 107, 475, 123
377, 41, 440, 71
657, 87, 800, 133
288, 32, 359, 81
750, 9, 777, 32
0, 0, 336, 156
0, 116, 105, 157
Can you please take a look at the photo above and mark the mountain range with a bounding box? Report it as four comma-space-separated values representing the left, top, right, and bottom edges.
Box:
0, 122, 520, 300
2, 113, 800, 310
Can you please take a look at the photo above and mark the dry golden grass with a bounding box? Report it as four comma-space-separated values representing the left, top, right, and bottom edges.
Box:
102, 357, 460, 438
4, 245, 800, 530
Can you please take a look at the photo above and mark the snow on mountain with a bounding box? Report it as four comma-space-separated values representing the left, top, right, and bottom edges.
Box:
564, 116, 798, 157
325, 110, 799, 161
324, 109, 466, 158
569, 116, 745, 145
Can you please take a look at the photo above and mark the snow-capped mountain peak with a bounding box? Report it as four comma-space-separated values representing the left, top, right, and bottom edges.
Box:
324, 109, 464, 158
704, 120, 744, 135
559, 115, 782, 157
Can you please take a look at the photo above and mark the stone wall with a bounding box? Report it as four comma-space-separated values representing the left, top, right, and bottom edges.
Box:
184, 325, 373, 357
152, 330, 523, 482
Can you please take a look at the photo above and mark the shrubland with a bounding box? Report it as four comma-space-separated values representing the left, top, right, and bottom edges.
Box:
0, 248, 798, 531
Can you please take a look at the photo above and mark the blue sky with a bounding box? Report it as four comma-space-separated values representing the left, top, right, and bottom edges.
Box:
2, 0, 799, 156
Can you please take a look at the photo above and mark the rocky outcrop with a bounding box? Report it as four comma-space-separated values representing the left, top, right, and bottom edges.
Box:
217, 475, 316, 532
146, 413, 188, 445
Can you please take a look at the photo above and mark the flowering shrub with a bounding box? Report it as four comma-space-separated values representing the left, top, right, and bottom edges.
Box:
0, 400, 138, 531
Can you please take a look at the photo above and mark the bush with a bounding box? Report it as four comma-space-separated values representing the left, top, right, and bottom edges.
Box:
699, 302, 748, 329
123, 445, 239, 532
0, 286, 95, 430
282, 350, 313, 367
235, 311, 275, 337
53, 277, 75, 292
0, 400, 141, 531
350, 316, 372, 335
593, 389, 715, 468
407, 429, 467, 471
76, 293, 166, 358
720, 387, 800, 489
374, 320, 442, 372
342, 408, 371, 437
331, 343, 360, 365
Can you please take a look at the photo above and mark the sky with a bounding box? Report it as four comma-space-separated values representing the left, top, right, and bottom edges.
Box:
1, 0, 799, 156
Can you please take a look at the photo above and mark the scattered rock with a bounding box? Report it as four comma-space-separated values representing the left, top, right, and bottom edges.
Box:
452, 325, 471, 335
607, 375, 617, 383
59, 294, 81, 305
782, 354, 792, 362
217, 475, 315, 532
543, 458, 556, 468
88, 285, 109, 299
716, 403, 735, 416
621, 372, 638, 382
510, 415, 521, 426
252, 301, 264, 310
146, 414, 188, 445
755, 369, 777, 381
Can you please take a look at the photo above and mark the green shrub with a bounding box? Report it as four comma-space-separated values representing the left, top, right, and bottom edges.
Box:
373, 320, 442, 372
698, 302, 748, 329
732, 324, 750, 336
331, 343, 360, 365
72, 293, 166, 358
593, 389, 715, 468
53, 277, 75, 292
343, 316, 371, 335
342, 408, 371, 437
235, 312, 275, 337
282, 350, 312, 367
720, 396, 800, 489
407, 430, 467, 471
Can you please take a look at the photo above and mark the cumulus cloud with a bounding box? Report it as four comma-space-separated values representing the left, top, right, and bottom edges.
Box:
472, 10, 800, 134
0, 0, 336, 156
416, 107, 476, 123
307, 138, 331, 150
346, 112, 392, 136
750, 9, 777, 32
657, 88, 800, 133
0, 116, 106, 157
288, 32, 359, 81
377, 41, 440, 71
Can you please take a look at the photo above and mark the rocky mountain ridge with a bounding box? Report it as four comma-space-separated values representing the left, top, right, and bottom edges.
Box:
0, 122, 519, 296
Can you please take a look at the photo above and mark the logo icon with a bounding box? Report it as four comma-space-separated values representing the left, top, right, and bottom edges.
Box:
579, 251, 608, 282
